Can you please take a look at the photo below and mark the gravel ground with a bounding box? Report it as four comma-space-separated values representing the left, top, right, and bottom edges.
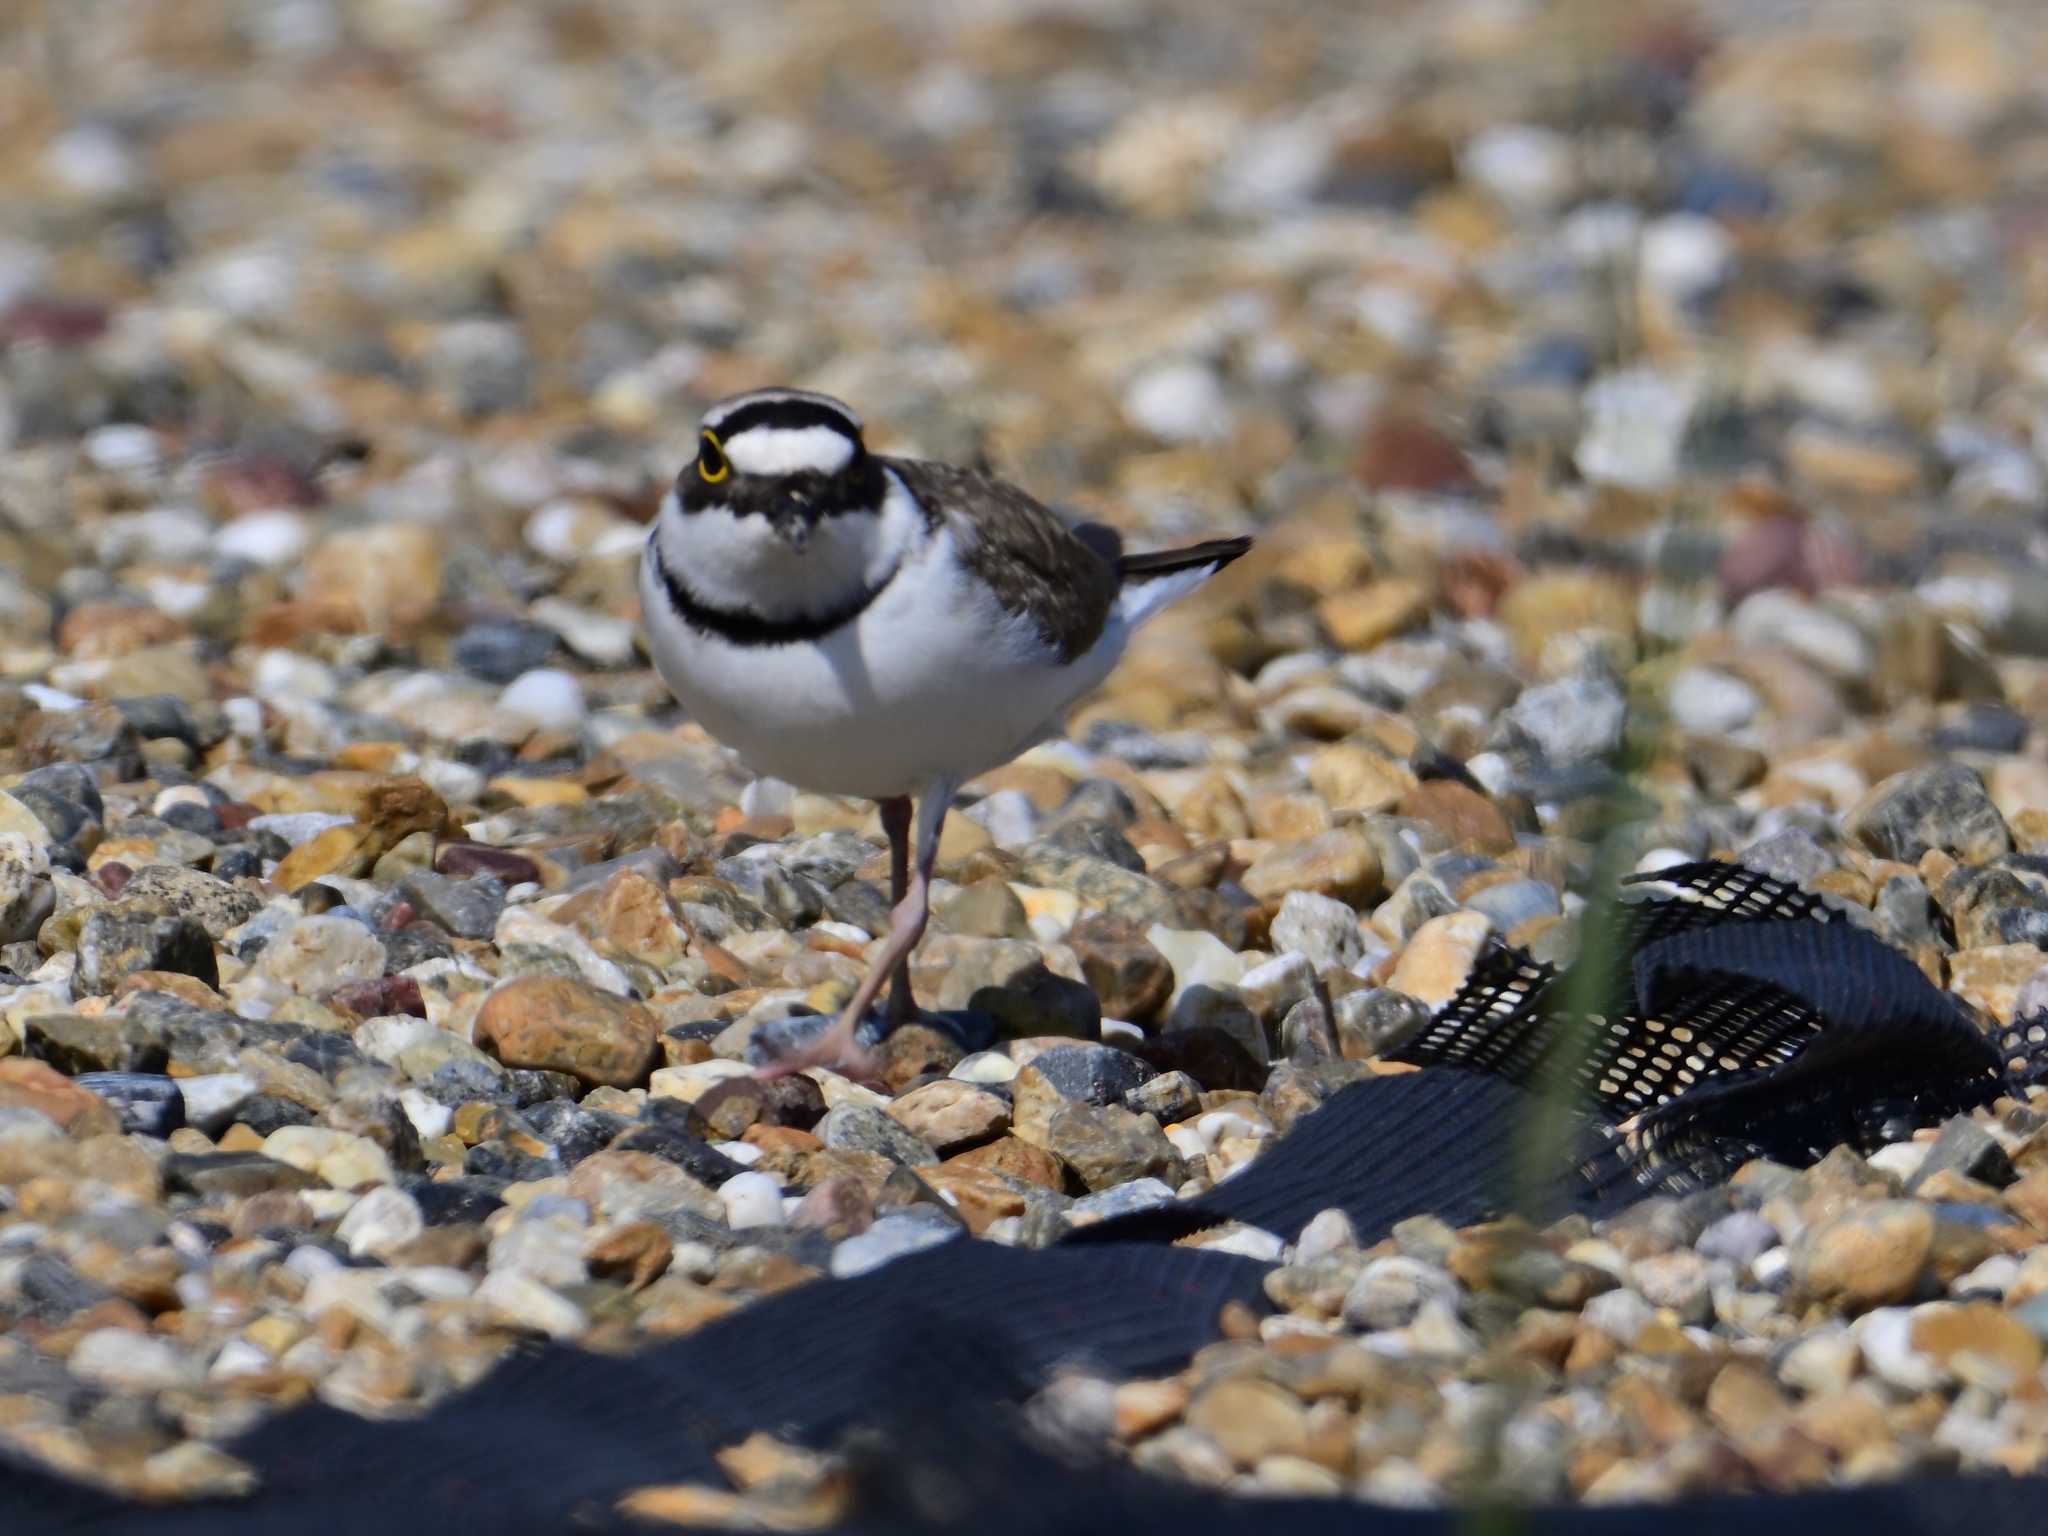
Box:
4, 0, 2048, 1515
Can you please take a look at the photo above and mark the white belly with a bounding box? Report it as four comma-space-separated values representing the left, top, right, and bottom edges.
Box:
640, 526, 1125, 800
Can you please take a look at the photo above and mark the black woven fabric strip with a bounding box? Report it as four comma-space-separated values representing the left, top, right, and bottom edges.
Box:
2, 1242, 1274, 1535
1066, 1067, 1621, 1246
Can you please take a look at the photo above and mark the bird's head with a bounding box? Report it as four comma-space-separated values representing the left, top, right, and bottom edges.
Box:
679, 388, 882, 551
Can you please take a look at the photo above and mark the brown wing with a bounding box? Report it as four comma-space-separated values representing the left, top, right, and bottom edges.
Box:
883, 457, 1119, 662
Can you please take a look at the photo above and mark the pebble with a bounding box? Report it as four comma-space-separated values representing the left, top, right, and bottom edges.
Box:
497, 669, 587, 731
830, 1213, 959, 1279
719, 1171, 787, 1230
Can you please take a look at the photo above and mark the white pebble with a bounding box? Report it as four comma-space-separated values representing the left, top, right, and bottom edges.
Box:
1296, 1208, 1359, 1264
498, 668, 586, 731
1461, 124, 1573, 212
1123, 360, 1232, 444
71, 1329, 191, 1392
720, 1170, 785, 1229
214, 509, 312, 568
950, 1051, 1019, 1085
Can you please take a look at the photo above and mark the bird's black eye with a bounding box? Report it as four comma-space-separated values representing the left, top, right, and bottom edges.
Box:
698, 430, 730, 484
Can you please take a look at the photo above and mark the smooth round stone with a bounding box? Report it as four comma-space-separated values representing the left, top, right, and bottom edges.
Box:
1695, 1210, 1778, 1270
246, 812, 354, 848
1464, 879, 1561, 932
1067, 1179, 1175, 1222
336, 1186, 425, 1259
1668, 665, 1760, 735
455, 621, 559, 683
719, 1170, 785, 1229
72, 1073, 184, 1138
1296, 1208, 1359, 1263
951, 1050, 1019, 1084
498, 669, 586, 731
1123, 360, 1231, 444
1198, 1226, 1285, 1262
213, 510, 311, 568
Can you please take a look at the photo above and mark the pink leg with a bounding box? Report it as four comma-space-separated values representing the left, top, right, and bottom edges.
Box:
758, 780, 952, 1082
881, 797, 920, 1025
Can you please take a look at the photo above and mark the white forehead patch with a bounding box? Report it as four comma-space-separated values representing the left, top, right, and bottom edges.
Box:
720, 424, 858, 478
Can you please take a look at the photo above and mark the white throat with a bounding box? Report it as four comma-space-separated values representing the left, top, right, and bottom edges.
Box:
650, 470, 926, 622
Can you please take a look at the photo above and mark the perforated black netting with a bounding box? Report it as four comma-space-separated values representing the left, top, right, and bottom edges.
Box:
1391, 859, 2032, 1190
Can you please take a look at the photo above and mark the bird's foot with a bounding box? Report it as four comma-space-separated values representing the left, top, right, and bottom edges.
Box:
752, 1008, 890, 1089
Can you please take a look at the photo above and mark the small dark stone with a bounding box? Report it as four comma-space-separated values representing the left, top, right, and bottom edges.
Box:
163, 1151, 322, 1199
1949, 868, 2048, 950
1026, 1042, 1155, 1105
1874, 873, 1941, 951
452, 619, 560, 683
694, 1073, 825, 1135
815, 1104, 938, 1168
396, 869, 506, 940
822, 877, 891, 934
1932, 705, 2028, 756
1279, 992, 1339, 1062
72, 1072, 184, 1137
523, 1100, 630, 1165
74, 911, 216, 995
16, 1256, 111, 1323
1738, 828, 1839, 889
613, 1113, 745, 1186
327, 975, 428, 1020
1846, 762, 2011, 865
1143, 1027, 1267, 1093
159, 800, 222, 836
211, 846, 265, 881
505, 1068, 585, 1107
14, 763, 104, 821
10, 784, 100, 848
1049, 779, 1139, 832
1122, 1069, 1200, 1125
1039, 820, 1146, 873
421, 1059, 514, 1109
110, 694, 202, 747
711, 857, 825, 927
1065, 913, 1173, 1023
381, 923, 454, 970
464, 1140, 556, 1182
436, 842, 541, 885
275, 1029, 366, 1079
234, 1095, 318, 1135
408, 1177, 507, 1225
1909, 1116, 2015, 1191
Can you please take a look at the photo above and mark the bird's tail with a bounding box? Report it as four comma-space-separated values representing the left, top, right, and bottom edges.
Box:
1116, 535, 1253, 581
1113, 535, 1252, 628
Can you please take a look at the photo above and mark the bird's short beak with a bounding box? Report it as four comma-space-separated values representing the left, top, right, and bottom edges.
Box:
771, 499, 814, 551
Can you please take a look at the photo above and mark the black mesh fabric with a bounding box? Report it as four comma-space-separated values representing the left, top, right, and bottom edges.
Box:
1393, 861, 2015, 1186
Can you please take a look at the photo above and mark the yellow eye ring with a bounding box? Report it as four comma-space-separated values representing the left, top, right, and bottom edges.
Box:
698, 429, 730, 484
